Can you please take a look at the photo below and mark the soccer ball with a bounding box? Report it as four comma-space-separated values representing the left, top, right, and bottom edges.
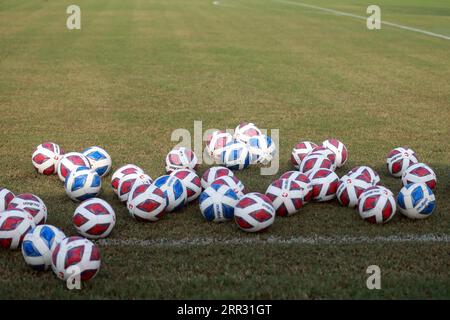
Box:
21, 225, 65, 271
309, 146, 337, 164
336, 176, 372, 208
386, 147, 418, 177
234, 193, 275, 233
111, 164, 144, 195
127, 184, 167, 222
247, 135, 276, 165
165, 147, 198, 173
32, 142, 64, 175
299, 153, 334, 175
153, 175, 187, 212
279, 171, 312, 203
8, 193, 47, 225
402, 163, 437, 190
201, 166, 234, 189
322, 139, 348, 168
57, 152, 91, 182
343, 166, 380, 185
0, 209, 35, 250
265, 179, 304, 216
170, 169, 201, 202
51, 236, 100, 282
82, 146, 112, 177
199, 184, 239, 223
117, 172, 152, 202
358, 188, 396, 224
211, 175, 245, 198
73, 199, 116, 239
397, 183, 436, 219
220, 141, 251, 170
308, 169, 339, 202
65, 167, 102, 202
291, 141, 317, 169
0, 188, 15, 212
205, 130, 233, 163
234, 122, 262, 144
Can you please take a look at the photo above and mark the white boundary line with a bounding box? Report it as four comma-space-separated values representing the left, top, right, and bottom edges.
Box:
275, 0, 450, 41
97, 234, 450, 247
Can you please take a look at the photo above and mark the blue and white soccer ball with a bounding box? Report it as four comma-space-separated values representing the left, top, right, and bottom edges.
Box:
397, 183, 436, 219
83, 146, 112, 177
220, 141, 250, 170
247, 135, 276, 165
65, 166, 102, 202
21, 225, 66, 271
153, 175, 187, 212
199, 183, 239, 223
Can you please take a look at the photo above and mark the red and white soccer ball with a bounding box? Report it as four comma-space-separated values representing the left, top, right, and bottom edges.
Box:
343, 166, 380, 186
170, 169, 202, 202
0, 209, 36, 250
279, 171, 312, 203
309, 146, 337, 168
336, 176, 372, 208
0, 188, 15, 212
51, 236, 101, 282
402, 163, 437, 190
265, 179, 304, 217
234, 193, 275, 233
386, 147, 418, 177
308, 169, 339, 202
32, 142, 64, 175
234, 122, 262, 144
299, 153, 334, 175
165, 147, 198, 173
358, 188, 396, 224
127, 184, 167, 222
73, 199, 116, 239
205, 130, 234, 163
291, 141, 317, 169
57, 152, 91, 182
211, 175, 245, 198
117, 172, 153, 202
111, 164, 144, 195
322, 139, 347, 168
8, 193, 47, 225
201, 166, 234, 189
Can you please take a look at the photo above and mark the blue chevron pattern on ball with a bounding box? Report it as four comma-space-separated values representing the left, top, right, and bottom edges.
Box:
199, 183, 239, 223
82, 146, 112, 177
220, 141, 250, 170
153, 175, 187, 212
65, 166, 102, 202
397, 182, 436, 219
21, 225, 66, 271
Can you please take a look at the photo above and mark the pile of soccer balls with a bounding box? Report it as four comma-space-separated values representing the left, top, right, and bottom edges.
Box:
0, 122, 439, 286
0, 143, 115, 282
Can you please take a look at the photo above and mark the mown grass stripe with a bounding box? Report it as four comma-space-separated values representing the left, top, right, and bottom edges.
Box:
97, 234, 450, 247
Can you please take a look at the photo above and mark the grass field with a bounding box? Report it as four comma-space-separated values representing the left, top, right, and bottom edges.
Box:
0, 0, 449, 299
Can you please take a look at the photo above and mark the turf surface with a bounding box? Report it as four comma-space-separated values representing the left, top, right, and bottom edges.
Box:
0, 0, 449, 299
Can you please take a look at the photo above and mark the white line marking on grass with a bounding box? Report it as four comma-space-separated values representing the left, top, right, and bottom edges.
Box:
97, 234, 450, 247
275, 0, 450, 41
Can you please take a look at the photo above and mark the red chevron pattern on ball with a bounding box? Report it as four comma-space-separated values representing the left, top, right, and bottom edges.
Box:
290, 141, 317, 169
402, 163, 437, 190
234, 193, 275, 233
265, 179, 304, 217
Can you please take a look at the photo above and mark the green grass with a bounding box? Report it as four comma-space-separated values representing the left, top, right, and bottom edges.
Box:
0, 0, 449, 299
